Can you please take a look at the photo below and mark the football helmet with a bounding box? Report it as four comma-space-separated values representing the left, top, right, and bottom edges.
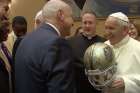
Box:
84, 43, 117, 90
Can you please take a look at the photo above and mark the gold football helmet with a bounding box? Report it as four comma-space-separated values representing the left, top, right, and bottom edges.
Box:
84, 43, 117, 90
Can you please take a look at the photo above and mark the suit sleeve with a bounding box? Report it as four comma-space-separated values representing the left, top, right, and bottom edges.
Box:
41, 38, 76, 93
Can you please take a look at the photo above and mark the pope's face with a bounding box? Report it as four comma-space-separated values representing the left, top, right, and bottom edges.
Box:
105, 17, 124, 45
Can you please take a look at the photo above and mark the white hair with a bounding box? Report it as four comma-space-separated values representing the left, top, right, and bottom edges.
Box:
35, 10, 43, 22
42, 0, 69, 20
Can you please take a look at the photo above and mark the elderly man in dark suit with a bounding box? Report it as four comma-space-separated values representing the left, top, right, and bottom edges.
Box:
15, 0, 75, 93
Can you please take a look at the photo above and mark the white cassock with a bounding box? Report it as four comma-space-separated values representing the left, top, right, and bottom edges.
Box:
105, 35, 140, 93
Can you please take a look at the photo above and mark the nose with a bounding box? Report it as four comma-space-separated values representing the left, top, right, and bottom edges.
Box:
85, 23, 89, 27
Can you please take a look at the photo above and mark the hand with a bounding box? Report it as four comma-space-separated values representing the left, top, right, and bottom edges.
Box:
104, 78, 125, 93
111, 77, 125, 89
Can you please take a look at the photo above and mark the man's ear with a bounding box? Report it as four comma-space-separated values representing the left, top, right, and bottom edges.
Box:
122, 26, 129, 35
57, 9, 64, 21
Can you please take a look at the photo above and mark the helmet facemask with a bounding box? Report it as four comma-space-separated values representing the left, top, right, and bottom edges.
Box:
85, 63, 117, 90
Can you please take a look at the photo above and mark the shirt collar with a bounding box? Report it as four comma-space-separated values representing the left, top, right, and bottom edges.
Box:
45, 22, 61, 36
12, 31, 17, 41
82, 32, 96, 40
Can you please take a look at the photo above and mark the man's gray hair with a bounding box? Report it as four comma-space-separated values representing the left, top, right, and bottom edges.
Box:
42, 0, 69, 20
35, 10, 43, 22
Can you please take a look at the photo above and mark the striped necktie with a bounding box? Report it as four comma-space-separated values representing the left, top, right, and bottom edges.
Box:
1, 43, 12, 64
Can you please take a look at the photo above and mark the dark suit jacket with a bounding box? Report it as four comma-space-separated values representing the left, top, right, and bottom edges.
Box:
12, 36, 23, 62
68, 34, 106, 93
0, 57, 9, 93
0, 44, 14, 93
15, 23, 76, 93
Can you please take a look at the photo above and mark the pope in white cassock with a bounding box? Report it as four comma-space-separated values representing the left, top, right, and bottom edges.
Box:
105, 12, 140, 93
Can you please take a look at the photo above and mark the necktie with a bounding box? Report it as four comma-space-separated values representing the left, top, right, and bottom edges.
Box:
1, 43, 12, 64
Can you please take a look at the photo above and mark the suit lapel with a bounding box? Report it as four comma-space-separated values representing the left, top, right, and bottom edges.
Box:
0, 45, 13, 93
